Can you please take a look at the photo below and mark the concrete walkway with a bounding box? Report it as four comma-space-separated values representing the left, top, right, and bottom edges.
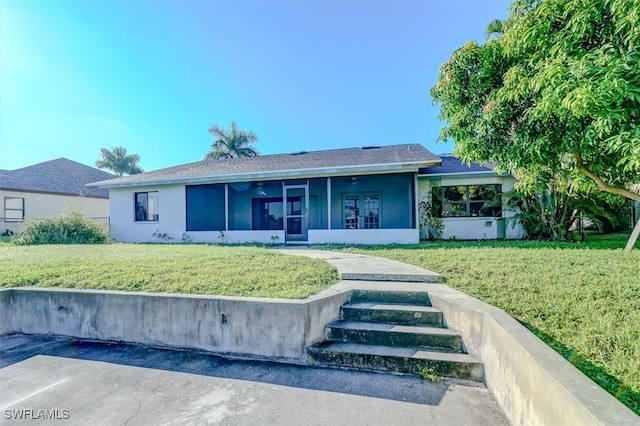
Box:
276, 247, 443, 282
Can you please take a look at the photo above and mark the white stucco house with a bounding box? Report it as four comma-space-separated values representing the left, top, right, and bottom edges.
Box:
89, 144, 523, 244
0, 158, 114, 234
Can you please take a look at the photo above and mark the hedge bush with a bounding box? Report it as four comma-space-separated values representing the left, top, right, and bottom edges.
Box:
11, 210, 110, 245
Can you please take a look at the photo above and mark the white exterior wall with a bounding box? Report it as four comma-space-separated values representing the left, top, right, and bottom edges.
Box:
1, 190, 108, 234
186, 230, 285, 244
418, 175, 525, 240
110, 185, 286, 244
109, 185, 186, 243
441, 217, 501, 240
308, 229, 419, 245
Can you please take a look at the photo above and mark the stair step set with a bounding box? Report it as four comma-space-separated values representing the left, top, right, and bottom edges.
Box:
308, 290, 484, 381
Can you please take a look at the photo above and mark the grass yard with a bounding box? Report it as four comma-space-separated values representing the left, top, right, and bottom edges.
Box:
330, 233, 640, 415
0, 244, 338, 299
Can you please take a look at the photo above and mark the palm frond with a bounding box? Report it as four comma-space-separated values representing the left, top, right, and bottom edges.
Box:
485, 19, 504, 40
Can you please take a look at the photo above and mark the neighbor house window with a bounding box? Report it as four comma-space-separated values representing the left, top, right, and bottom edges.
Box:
135, 192, 159, 221
435, 185, 502, 218
4, 197, 24, 222
344, 194, 380, 229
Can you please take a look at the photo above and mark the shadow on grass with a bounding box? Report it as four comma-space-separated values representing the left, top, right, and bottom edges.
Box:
518, 321, 639, 416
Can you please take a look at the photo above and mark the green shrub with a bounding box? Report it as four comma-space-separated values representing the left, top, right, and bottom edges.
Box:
11, 210, 110, 245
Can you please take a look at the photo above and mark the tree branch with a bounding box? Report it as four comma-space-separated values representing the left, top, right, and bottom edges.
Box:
575, 152, 640, 201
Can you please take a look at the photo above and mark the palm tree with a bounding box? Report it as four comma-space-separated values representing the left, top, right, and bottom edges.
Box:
96, 147, 143, 176
205, 121, 259, 160
485, 19, 505, 40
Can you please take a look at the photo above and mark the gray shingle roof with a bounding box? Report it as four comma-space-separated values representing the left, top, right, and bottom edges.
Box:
419, 154, 495, 175
90, 144, 441, 188
0, 158, 115, 198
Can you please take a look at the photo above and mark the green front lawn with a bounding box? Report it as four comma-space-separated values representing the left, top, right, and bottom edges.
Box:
0, 244, 338, 299
330, 233, 640, 415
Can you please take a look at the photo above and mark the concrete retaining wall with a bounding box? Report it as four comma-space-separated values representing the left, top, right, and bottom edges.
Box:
2, 284, 637, 424
427, 285, 638, 426
0, 287, 350, 361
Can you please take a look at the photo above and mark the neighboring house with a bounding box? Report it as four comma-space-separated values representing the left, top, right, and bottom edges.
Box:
0, 158, 114, 234
89, 144, 523, 244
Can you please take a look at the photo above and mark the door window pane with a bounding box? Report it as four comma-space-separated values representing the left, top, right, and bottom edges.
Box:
362, 195, 380, 229
287, 197, 302, 215
344, 195, 359, 229
287, 217, 302, 234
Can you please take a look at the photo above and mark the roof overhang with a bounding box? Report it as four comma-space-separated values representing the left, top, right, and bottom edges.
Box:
418, 171, 510, 179
1, 187, 109, 199
89, 160, 441, 189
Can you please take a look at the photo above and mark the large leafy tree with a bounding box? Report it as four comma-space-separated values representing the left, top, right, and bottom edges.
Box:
95, 146, 143, 176
205, 121, 259, 160
431, 0, 640, 249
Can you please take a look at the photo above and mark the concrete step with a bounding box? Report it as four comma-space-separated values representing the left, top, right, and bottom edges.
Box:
350, 290, 432, 306
307, 342, 484, 381
326, 320, 463, 352
341, 302, 444, 326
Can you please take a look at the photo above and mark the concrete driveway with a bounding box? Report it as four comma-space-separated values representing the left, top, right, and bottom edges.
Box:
0, 334, 508, 425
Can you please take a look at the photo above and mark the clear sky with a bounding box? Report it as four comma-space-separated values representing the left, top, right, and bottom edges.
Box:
0, 0, 511, 172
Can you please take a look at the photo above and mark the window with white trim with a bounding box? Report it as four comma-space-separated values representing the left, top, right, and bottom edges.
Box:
4, 197, 24, 222
135, 192, 159, 222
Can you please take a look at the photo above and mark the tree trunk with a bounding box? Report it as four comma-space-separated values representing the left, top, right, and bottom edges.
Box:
625, 217, 640, 251
575, 152, 640, 202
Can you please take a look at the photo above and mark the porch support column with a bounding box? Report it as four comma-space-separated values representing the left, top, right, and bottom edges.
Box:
224, 183, 229, 231
414, 174, 419, 229
327, 177, 332, 230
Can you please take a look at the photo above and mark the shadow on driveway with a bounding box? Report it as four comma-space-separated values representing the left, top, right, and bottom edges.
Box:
1, 333, 464, 406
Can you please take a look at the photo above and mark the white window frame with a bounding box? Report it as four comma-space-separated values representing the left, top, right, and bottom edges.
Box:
4, 197, 25, 222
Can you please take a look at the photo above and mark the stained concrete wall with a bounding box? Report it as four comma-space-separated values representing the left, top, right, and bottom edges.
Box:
1, 287, 349, 361
426, 285, 639, 426
0, 290, 12, 336
4, 284, 635, 424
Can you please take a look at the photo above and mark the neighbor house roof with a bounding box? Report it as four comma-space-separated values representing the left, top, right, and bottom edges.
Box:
0, 158, 114, 198
89, 144, 441, 189
419, 154, 497, 176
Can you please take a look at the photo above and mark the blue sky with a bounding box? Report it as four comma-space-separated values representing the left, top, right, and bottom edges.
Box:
0, 0, 511, 172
